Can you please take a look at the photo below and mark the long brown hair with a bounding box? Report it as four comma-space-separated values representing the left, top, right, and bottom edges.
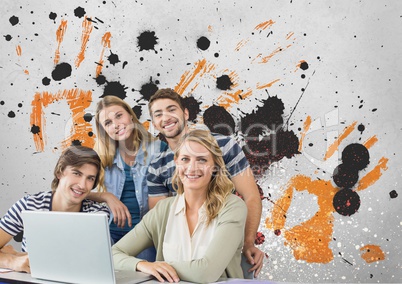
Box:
94, 96, 155, 168
172, 129, 234, 225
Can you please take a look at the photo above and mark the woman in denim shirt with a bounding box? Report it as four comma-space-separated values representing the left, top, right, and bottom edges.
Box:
89, 96, 166, 260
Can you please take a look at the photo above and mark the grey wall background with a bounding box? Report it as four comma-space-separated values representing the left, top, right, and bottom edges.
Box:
1, 0, 401, 283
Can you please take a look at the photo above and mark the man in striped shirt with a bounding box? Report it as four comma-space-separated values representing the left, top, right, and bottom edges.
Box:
146, 88, 264, 277
0, 146, 110, 273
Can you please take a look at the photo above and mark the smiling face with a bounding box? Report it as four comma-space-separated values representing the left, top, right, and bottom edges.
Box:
54, 164, 98, 211
98, 104, 135, 142
174, 140, 215, 193
150, 98, 189, 140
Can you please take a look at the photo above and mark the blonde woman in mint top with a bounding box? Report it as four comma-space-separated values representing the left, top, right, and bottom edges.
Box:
113, 130, 246, 283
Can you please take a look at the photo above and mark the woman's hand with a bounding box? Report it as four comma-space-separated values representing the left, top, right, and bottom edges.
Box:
136, 261, 179, 283
101, 192, 132, 228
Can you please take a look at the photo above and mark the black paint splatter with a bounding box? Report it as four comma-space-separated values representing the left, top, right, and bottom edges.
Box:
83, 113, 93, 122
132, 105, 142, 119
8, 111, 16, 118
51, 62, 72, 81
95, 75, 107, 85
197, 36, 210, 51
4, 35, 12, 41
42, 77, 51, 86
139, 79, 158, 101
341, 143, 370, 171
332, 143, 370, 215
71, 140, 82, 146
9, 16, 19, 26
203, 105, 235, 136
300, 61, 309, 70
137, 31, 158, 51
333, 164, 359, 189
182, 96, 201, 122
358, 123, 365, 134
239, 96, 299, 175
49, 12, 57, 21
389, 190, 398, 199
31, 124, 40, 134
74, 7, 86, 18
216, 75, 233, 90
333, 189, 361, 216
241, 95, 284, 133
101, 81, 128, 100
107, 51, 120, 66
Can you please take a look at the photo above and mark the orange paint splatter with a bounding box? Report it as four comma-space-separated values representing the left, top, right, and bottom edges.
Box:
16, 45, 22, 56
356, 157, 388, 191
30, 89, 95, 152
286, 32, 295, 40
256, 79, 280, 89
174, 59, 216, 95
265, 154, 388, 263
235, 20, 274, 52
266, 175, 336, 263
234, 39, 250, 51
298, 116, 312, 152
24, 70, 29, 75
208, 25, 213, 32
363, 135, 378, 149
142, 121, 150, 131
75, 17, 93, 68
360, 245, 385, 263
217, 89, 253, 109
54, 20, 68, 65
324, 121, 357, 161
254, 20, 275, 30
253, 47, 283, 64
96, 32, 112, 77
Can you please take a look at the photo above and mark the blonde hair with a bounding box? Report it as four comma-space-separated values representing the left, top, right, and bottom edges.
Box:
172, 129, 234, 225
94, 96, 155, 169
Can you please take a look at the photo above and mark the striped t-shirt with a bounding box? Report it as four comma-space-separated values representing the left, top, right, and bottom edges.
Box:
147, 133, 250, 197
0, 191, 110, 252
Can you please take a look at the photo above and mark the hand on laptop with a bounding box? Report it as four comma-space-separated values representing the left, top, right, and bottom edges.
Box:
0, 245, 30, 273
136, 260, 179, 283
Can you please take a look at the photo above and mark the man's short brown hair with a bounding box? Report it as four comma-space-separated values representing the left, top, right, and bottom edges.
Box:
148, 88, 185, 116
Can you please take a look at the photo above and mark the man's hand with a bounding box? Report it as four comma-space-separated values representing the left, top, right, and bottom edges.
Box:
136, 261, 179, 283
242, 243, 265, 278
0, 244, 22, 256
11, 253, 30, 273
0, 246, 31, 273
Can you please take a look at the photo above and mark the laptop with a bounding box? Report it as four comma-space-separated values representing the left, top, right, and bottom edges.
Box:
21, 211, 153, 284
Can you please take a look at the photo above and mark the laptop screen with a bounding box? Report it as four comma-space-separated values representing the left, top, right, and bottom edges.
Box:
21, 211, 151, 284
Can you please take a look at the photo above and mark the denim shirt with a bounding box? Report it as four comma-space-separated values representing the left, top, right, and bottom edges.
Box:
104, 139, 164, 223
